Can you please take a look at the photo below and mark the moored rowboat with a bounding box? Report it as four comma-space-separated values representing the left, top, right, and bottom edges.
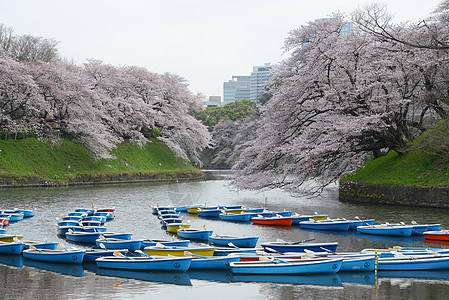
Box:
229, 257, 343, 275
208, 234, 259, 248
144, 245, 215, 257
177, 228, 213, 241
251, 215, 293, 226
424, 230, 449, 241
356, 225, 413, 237
95, 256, 192, 272
299, 220, 350, 231
261, 241, 339, 253
22, 248, 85, 264
0, 241, 25, 255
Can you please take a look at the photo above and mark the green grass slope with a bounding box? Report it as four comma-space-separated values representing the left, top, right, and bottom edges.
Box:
341, 125, 449, 187
0, 137, 201, 183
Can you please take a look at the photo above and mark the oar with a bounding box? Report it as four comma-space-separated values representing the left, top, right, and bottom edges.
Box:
320, 247, 337, 255
355, 216, 373, 227
99, 235, 111, 241
184, 250, 210, 259
98, 243, 107, 249
260, 256, 290, 264
29, 245, 44, 253
113, 251, 134, 260
291, 238, 315, 245
264, 247, 285, 255
304, 249, 317, 258
135, 249, 155, 259
228, 242, 240, 249
59, 243, 69, 252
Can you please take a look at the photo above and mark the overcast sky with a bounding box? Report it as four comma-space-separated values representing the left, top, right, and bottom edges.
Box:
0, 0, 443, 98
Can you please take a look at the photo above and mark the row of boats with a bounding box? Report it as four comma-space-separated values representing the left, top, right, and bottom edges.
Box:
3, 204, 449, 279
0, 208, 35, 230
153, 204, 446, 239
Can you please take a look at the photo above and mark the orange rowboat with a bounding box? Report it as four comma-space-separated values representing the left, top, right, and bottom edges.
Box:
251, 216, 293, 226
424, 230, 449, 241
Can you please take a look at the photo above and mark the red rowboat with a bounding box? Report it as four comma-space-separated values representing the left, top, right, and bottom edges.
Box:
0, 218, 9, 226
251, 215, 293, 226
424, 230, 449, 241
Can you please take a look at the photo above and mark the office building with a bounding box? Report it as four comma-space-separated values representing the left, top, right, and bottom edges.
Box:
222, 76, 251, 104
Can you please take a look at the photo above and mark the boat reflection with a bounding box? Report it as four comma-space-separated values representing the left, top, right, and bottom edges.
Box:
339, 272, 375, 286
96, 268, 192, 286
23, 259, 85, 278
378, 270, 449, 281
0, 254, 24, 268
424, 239, 449, 247
188, 270, 232, 283
231, 273, 342, 287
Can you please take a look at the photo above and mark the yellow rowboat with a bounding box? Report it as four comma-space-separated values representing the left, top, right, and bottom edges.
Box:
144, 245, 215, 257
224, 209, 247, 214
0, 234, 23, 242
166, 223, 190, 233
186, 204, 204, 214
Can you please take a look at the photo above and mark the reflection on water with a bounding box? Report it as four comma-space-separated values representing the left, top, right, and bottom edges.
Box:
1, 180, 449, 299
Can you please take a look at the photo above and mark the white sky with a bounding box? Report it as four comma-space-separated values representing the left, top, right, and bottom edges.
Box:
0, 0, 443, 98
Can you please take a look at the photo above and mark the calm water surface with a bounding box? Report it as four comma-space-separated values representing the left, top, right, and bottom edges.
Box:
1, 176, 449, 300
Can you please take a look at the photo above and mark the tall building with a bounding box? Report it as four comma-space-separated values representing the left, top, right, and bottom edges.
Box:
250, 63, 275, 103
222, 76, 251, 104
203, 96, 221, 107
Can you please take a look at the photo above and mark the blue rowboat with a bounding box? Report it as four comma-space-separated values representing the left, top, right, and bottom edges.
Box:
229, 257, 343, 275
197, 208, 221, 218
14, 209, 35, 218
23, 241, 59, 250
96, 238, 141, 250
158, 210, 180, 217
177, 229, 213, 241
248, 211, 273, 218
159, 213, 182, 220
291, 214, 329, 225
361, 246, 449, 258
67, 211, 87, 218
74, 208, 94, 216
84, 216, 106, 224
141, 239, 190, 248
188, 255, 240, 270
65, 231, 102, 244
378, 253, 449, 270
411, 224, 429, 235
356, 225, 413, 237
61, 215, 83, 221
261, 241, 339, 253
271, 211, 292, 217
299, 220, 350, 231
0, 213, 23, 222
0, 229, 5, 234
96, 256, 192, 272
57, 220, 80, 227
22, 249, 85, 264
219, 212, 252, 222
81, 226, 107, 233
161, 218, 183, 226
335, 218, 375, 230
244, 208, 266, 213
57, 225, 83, 235
83, 249, 128, 262
337, 254, 376, 272
427, 224, 441, 231
81, 220, 102, 227
94, 211, 114, 220
0, 241, 25, 255
208, 234, 259, 248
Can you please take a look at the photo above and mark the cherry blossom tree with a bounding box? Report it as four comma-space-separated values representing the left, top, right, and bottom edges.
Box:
231, 12, 449, 195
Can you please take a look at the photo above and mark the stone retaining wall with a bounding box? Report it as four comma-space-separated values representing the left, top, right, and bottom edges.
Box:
339, 181, 449, 208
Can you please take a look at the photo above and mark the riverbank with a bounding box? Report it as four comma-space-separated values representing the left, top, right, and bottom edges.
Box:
0, 137, 203, 189
339, 139, 449, 208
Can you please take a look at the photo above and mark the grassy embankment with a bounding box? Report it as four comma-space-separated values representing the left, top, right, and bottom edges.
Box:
341, 128, 449, 187
0, 137, 202, 184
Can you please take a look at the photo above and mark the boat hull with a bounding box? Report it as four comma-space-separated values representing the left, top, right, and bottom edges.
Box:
219, 213, 252, 222
22, 249, 85, 264
251, 217, 293, 226
230, 257, 343, 275
208, 235, 259, 248
424, 231, 449, 241
177, 229, 213, 241
299, 221, 350, 231
189, 256, 240, 270
96, 239, 142, 250
0, 242, 25, 255
356, 226, 413, 237
378, 254, 449, 270
96, 256, 192, 272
